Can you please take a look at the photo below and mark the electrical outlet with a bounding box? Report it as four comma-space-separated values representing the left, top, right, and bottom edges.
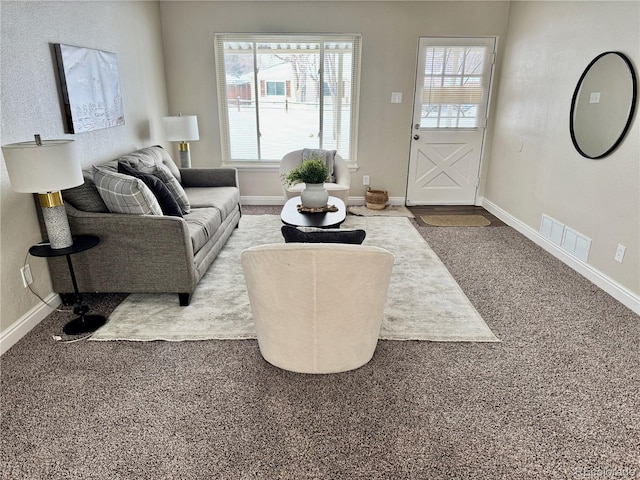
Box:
363, 175, 370, 186
614, 244, 626, 263
20, 264, 33, 288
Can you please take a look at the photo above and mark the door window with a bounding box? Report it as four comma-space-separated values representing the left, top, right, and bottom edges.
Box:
419, 46, 488, 129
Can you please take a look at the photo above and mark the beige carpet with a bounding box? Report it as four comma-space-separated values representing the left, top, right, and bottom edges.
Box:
421, 214, 491, 227
348, 205, 414, 217
91, 215, 499, 343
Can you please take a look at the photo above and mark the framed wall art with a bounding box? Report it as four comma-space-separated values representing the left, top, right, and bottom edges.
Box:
54, 43, 125, 133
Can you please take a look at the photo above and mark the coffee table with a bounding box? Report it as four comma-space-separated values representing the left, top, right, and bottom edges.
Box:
281, 196, 346, 228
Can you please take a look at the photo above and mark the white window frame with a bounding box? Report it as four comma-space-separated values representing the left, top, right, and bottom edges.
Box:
214, 33, 361, 167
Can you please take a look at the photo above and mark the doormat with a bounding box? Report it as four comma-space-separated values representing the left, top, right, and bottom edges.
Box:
421, 214, 491, 227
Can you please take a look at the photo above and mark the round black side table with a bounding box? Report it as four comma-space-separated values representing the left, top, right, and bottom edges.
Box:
29, 235, 107, 335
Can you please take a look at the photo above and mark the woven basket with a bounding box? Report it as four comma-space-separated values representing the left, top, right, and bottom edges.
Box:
365, 188, 388, 210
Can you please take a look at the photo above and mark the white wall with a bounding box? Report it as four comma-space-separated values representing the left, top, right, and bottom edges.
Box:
485, 1, 640, 300
0, 1, 169, 341
158, 0, 511, 200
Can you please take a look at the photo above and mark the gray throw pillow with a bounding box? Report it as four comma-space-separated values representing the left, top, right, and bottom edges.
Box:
93, 166, 163, 216
62, 171, 109, 213
281, 225, 366, 244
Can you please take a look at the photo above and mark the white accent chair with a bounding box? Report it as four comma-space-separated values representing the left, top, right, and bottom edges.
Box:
279, 149, 351, 205
241, 243, 394, 374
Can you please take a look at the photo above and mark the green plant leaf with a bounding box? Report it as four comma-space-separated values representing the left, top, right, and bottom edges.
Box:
281, 155, 329, 186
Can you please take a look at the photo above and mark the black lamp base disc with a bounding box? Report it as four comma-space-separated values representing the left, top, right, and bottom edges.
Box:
63, 315, 107, 336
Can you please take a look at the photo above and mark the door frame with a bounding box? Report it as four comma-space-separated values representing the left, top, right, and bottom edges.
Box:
405, 36, 498, 206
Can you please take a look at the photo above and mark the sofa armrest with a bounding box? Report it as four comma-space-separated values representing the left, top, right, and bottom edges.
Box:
65, 206, 193, 264
179, 168, 238, 188
50, 203, 196, 294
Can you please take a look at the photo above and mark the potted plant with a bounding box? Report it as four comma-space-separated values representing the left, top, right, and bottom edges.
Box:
282, 156, 330, 208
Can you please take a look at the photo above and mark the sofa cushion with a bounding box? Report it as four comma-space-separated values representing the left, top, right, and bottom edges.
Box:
117, 162, 182, 217
281, 225, 366, 244
134, 162, 191, 214
93, 166, 163, 216
184, 208, 223, 253
63, 171, 109, 213
117, 145, 182, 182
184, 186, 239, 217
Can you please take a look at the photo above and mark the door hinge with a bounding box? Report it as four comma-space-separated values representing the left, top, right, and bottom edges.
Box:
491, 52, 496, 65
479, 117, 488, 128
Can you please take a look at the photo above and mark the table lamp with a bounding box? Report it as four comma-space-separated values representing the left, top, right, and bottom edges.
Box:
163, 114, 199, 168
2, 135, 83, 249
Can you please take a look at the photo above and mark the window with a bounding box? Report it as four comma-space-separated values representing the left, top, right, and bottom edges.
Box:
420, 46, 487, 129
215, 34, 361, 163
265, 81, 285, 96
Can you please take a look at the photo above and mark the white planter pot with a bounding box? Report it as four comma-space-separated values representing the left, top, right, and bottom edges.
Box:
300, 183, 329, 208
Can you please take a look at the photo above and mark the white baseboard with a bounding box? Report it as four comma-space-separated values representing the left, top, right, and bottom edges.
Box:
0, 293, 60, 356
241, 196, 285, 206
481, 198, 640, 315
241, 196, 407, 206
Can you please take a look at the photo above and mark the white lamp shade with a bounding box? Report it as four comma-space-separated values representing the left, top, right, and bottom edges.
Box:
2, 139, 83, 193
163, 115, 199, 142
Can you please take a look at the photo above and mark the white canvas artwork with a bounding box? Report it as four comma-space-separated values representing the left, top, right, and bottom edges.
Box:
55, 44, 125, 133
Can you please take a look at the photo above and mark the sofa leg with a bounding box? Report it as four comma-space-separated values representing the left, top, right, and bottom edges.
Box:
179, 293, 191, 306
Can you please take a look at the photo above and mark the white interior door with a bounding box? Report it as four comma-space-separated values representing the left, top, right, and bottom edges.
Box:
406, 37, 496, 205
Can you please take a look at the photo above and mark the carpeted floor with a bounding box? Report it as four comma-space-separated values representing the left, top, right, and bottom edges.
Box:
1, 208, 638, 479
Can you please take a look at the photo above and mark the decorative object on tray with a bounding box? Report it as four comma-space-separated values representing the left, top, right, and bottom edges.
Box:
297, 204, 339, 213
365, 187, 389, 210
300, 183, 329, 208
281, 155, 330, 208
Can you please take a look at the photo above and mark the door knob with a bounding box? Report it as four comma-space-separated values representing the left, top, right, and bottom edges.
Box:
413, 134, 420, 140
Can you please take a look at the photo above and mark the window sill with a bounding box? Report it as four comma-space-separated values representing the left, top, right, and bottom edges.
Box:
223, 161, 360, 172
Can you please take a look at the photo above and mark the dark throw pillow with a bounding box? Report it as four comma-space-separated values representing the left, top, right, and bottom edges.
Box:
281, 225, 366, 244
117, 162, 182, 217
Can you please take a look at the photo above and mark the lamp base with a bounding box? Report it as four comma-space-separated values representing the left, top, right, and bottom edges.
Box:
178, 149, 191, 168
40, 193, 73, 249
178, 142, 191, 168
63, 314, 107, 336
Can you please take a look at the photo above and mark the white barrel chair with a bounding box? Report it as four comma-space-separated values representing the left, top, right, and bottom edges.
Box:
279, 149, 351, 205
241, 243, 394, 374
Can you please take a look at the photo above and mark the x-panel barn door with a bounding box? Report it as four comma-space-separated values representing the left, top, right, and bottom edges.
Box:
406, 37, 496, 205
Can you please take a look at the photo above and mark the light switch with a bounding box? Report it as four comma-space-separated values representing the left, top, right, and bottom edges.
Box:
391, 92, 402, 104
589, 92, 601, 104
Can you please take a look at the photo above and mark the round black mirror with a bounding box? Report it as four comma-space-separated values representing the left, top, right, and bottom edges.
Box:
570, 51, 637, 159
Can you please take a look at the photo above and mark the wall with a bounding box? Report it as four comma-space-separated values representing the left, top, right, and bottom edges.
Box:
484, 1, 639, 300
0, 1, 169, 342
159, 1, 510, 201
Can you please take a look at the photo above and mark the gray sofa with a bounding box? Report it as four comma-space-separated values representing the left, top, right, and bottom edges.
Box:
42, 145, 241, 306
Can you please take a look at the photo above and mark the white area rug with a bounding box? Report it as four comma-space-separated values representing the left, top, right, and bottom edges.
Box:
91, 215, 499, 343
